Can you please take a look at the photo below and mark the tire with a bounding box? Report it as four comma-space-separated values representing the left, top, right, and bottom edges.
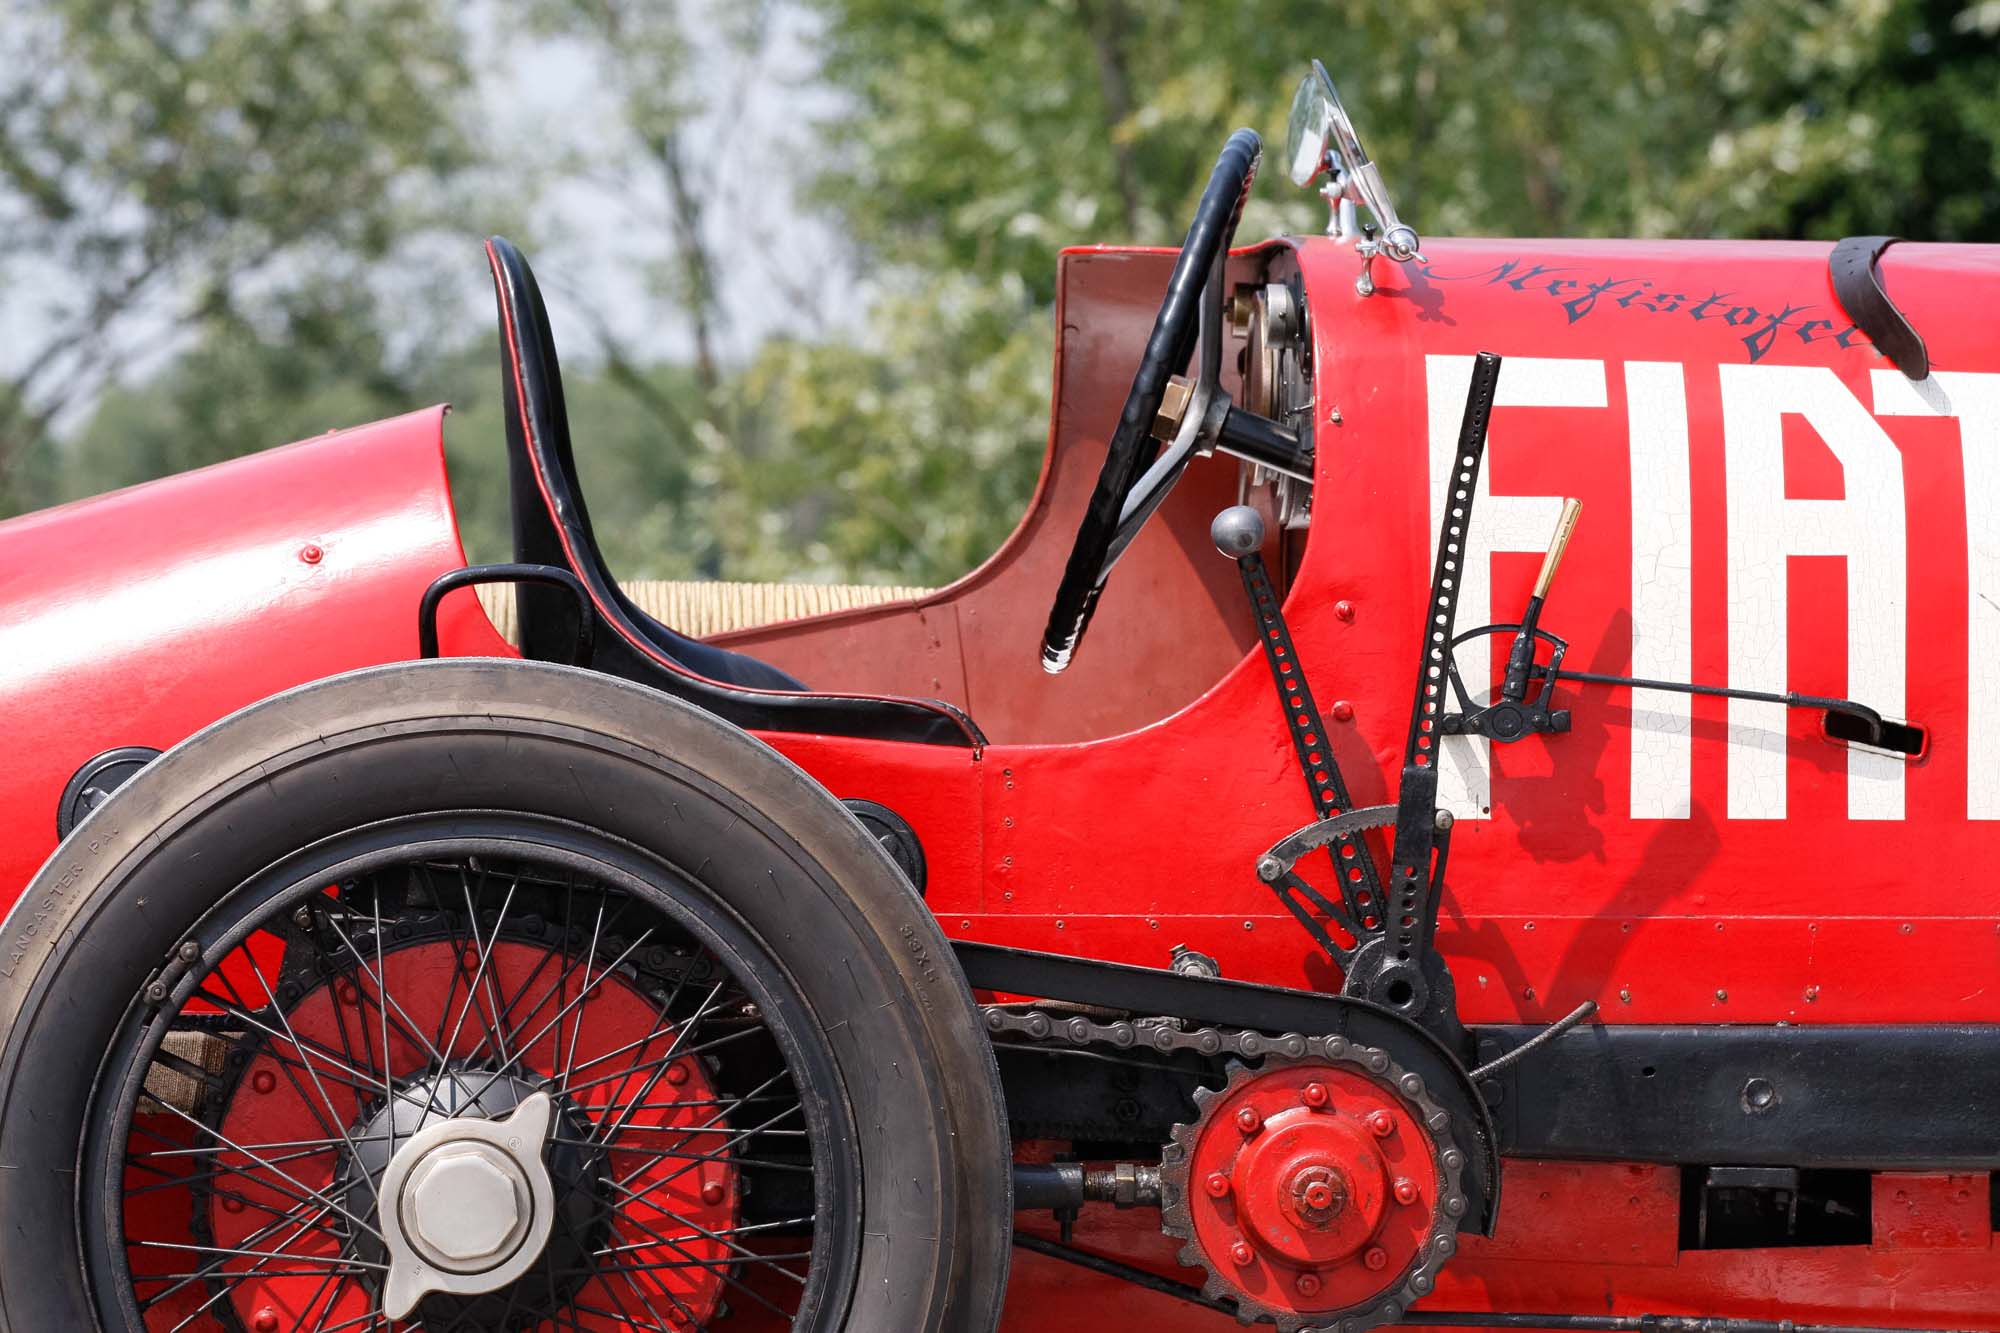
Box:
0, 659, 1010, 1332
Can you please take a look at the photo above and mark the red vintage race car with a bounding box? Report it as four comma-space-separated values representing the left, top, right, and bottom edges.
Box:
0, 61, 1993, 1333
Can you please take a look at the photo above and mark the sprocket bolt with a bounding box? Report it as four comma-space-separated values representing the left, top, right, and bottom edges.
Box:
1236, 1106, 1263, 1134
1394, 1177, 1420, 1205
1302, 1081, 1329, 1108
1205, 1172, 1232, 1198
1367, 1110, 1396, 1138
1229, 1241, 1255, 1267
1296, 1271, 1323, 1297
1364, 1246, 1388, 1271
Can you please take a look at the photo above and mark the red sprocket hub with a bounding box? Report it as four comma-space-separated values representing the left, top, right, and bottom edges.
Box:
1163, 1050, 1460, 1330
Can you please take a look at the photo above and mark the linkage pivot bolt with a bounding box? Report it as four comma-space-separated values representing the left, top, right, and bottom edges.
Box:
1302, 1081, 1329, 1108
1367, 1110, 1396, 1138
1236, 1106, 1264, 1134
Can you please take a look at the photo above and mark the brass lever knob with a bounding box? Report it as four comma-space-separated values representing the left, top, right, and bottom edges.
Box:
1532, 498, 1582, 600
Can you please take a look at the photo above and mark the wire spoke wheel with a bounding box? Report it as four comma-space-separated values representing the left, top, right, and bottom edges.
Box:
0, 662, 1008, 1333
94, 825, 853, 1333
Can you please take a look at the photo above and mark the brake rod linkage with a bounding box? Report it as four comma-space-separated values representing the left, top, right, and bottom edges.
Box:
1438, 489, 1924, 756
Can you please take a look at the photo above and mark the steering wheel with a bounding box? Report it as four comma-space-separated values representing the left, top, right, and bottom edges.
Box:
1041, 129, 1263, 673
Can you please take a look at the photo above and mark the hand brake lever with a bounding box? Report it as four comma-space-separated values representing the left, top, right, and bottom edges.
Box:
1500, 498, 1581, 704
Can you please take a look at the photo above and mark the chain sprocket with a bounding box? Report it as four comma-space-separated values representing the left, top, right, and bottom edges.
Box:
985, 1007, 1468, 1331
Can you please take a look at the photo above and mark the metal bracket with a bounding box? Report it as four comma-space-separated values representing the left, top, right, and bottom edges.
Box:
1829, 235, 1929, 381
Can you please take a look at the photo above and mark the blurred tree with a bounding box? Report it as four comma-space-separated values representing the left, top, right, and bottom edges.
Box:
503, 0, 797, 579
727, 0, 1996, 581
1670, 0, 2000, 240
728, 0, 1690, 578
62, 286, 417, 497
720, 272, 1051, 582
21, 0, 1998, 591
806, 1, 1692, 298
0, 0, 475, 507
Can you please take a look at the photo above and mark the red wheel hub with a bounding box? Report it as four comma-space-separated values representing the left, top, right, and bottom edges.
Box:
1174, 1058, 1441, 1324
199, 935, 739, 1332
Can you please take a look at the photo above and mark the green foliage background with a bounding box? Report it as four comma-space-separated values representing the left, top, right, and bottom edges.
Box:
5, 0, 1995, 585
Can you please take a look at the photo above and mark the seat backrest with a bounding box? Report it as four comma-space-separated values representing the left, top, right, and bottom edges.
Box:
485, 236, 984, 747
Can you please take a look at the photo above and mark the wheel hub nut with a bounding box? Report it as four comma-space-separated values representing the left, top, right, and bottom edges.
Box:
379, 1091, 557, 1320
404, 1146, 528, 1268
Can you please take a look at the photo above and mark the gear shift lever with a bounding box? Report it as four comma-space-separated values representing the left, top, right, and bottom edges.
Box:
1211, 504, 1389, 920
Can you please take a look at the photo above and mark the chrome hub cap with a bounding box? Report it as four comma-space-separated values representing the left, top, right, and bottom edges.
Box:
379, 1091, 556, 1318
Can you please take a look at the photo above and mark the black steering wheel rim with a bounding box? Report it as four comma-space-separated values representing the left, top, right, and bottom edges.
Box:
1040, 128, 1263, 673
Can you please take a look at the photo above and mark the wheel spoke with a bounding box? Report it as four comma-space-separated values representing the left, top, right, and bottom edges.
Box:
147, 1098, 387, 1244
237, 949, 379, 1209
596, 1194, 800, 1317
137, 1198, 341, 1314
438, 865, 518, 1068
588, 973, 728, 1147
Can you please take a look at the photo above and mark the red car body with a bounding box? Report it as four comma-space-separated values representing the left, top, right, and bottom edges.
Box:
4, 232, 1997, 1328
